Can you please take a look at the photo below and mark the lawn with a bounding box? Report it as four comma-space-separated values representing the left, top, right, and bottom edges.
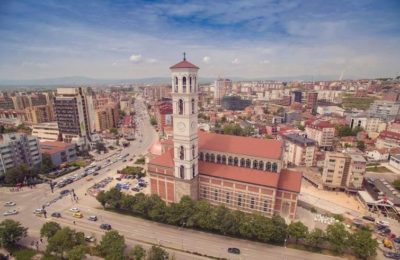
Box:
11, 248, 37, 260
366, 166, 392, 173
341, 96, 376, 110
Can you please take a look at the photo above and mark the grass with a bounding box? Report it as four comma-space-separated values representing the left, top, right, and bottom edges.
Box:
10, 248, 37, 260
342, 96, 376, 110
135, 157, 145, 165
366, 166, 392, 173
69, 159, 89, 168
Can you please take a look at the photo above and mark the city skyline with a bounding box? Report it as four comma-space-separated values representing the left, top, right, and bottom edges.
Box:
0, 0, 399, 81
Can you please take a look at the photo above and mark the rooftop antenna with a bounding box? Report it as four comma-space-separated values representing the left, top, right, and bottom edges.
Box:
183, 52, 186, 61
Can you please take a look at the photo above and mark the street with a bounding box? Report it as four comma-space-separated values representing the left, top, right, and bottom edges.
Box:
0, 97, 342, 260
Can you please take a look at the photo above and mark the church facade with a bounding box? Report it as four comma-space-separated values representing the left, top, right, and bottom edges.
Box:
147, 57, 302, 220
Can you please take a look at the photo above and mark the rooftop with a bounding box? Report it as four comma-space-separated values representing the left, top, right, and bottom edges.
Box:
170, 58, 199, 70
283, 133, 316, 146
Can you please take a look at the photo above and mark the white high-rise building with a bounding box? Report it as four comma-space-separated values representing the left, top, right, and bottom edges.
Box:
214, 78, 231, 105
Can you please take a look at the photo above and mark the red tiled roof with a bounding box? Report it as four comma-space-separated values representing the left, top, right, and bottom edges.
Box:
170, 60, 199, 69
278, 169, 302, 193
379, 130, 400, 141
198, 131, 282, 159
148, 149, 174, 168
199, 162, 279, 188
40, 141, 73, 155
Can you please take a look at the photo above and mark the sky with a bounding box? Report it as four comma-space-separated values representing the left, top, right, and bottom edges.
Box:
0, 0, 399, 80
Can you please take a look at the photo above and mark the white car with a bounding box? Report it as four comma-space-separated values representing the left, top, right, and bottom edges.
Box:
4, 201, 16, 206
4, 209, 18, 216
69, 207, 80, 212
376, 220, 390, 227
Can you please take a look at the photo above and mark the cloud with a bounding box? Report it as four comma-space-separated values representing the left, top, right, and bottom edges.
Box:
232, 58, 240, 64
145, 58, 157, 64
111, 62, 118, 66
202, 56, 211, 63
129, 54, 142, 63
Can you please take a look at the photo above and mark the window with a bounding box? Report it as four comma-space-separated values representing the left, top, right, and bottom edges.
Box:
226, 192, 230, 203
240, 158, 245, 167
199, 152, 204, 161
238, 194, 242, 206
228, 156, 233, 165
246, 159, 251, 168
182, 77, 187, 93
178, 99, 183, 115
253, 160, 258, 169
202, 187, 208, 198
214, 189, 218, 201
222, 155, 226, 164
234, 157, 239, 166
266, 162, 271, 171
205, 153, 210, 162
174, 77, 178, 92
180, 165, 185, 179
191, 99, 195, 114
179, 146, 184, 160
193, 77, 196, 91
189, 77, 192, 92
192, 164, 195, 178
271, 163, 277, 172
192, 145, 195, 158
216, 154, 221, 164
259, 161, 264, 170
210, 153, 215, 162
263, 201, 268, 212
250, 197, 255, 209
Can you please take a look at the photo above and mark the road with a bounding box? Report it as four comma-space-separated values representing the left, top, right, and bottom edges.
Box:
0, 97, 342, 260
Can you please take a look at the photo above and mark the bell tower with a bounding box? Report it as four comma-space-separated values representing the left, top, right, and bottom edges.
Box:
170, 53, 199, 202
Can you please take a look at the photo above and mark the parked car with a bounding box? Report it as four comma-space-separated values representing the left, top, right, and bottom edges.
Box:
394, 237, 400, 243
51, 212, 61, 218
376, 220, 390, 227
362, 215, 375, 222
227, 248, 240, 254
3, 210, 18, 216
100, 224, 112, 230
60, 189, 70, 196
85, 235, 95, 242
93, 172, 99, 176
70, 207, 80, 212
4, 201, 16, 206
88, 215, 98, 221
384, 251, 400, 259
73, 212, 83, 218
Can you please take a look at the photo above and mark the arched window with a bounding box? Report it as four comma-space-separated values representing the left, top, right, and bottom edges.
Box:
191, 99, 195, 114
240, 158, 245, 167
174, 77, 178, 92
180, 165, 185, 179
189, 77, 192, 92
222, 155, 227, 164
228, 156, 233, 165
179, 146, 184, 160
182, 77, 187, 93
266, 162, 271, 171
234, 157, 239, 166
210, 153, 215, 163
192, 164, 195, 178
192, 145, 195, 158
205, 153, 210, 162
246, 159, 251, 168
253, 160, 258, 169
272, 163, 278, 172
259, 161, 264, 170
216, 154, 221, 164
194, 77, 196, 92
199, 152, 204, 161
178, 99, 183, 115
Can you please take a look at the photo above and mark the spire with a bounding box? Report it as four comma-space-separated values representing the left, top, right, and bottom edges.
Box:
183, 52, 186, 61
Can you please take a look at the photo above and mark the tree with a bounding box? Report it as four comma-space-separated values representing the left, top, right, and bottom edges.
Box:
393, 179, 400, 191
305, 228, 325, 248
288, 221, 308, 243
40, 221, 61, 239
357, 141, 366, 151
110, 127, 119, 135
46, 227, 84, 258
297, 124, 305, 131
67, 245, 87, 260
0, 219, 28, 248
223, 123, 243, 136
4, 164, 33, 185
129, 245, 146, 260
349, 229, 378, 259
147, 246, 168, 260
270, 215, 288, 244
150, 116, 157, 126
97, 190, 108, 208
98, 230, 125, 260
95, 142, 107, 154
326, 223, 349, 254
40, 154, 55, 174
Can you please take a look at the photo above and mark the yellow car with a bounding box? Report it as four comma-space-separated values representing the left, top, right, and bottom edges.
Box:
73, 212, 83, 218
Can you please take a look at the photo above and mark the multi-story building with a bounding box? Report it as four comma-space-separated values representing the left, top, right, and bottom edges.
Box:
54, 87, 95, 143
148, 56, 302, 220
0, 93, 15, 110
305, 92, 318, 110
322, 151, 366, 191
40, 141, 77, 167
25, 105, 54, 124
376, 131, 400, 149
221, 95, 252, 111
155, 99, 173, 134
30, 93, 48, 106
0, 133, 41, 176
94, 103, 119, 132
32, 122, 60, 142
282, 133, 316, 167
305, 121, 335, 149
214, 78, 232, 105
11, 95, 30, 110
349, 115, 386, 134
368, 100, 400, 120
291, 90, 302, 103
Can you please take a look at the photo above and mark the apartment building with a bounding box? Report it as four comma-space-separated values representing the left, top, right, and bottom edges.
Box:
54, 87, 95, 143
25, 105, 54, 124
40, 141, 77, 167
305, 121, 335, 149
322, 151, 366, 191
376, 131, 400, 149
0, 133, 41, 176
214, 78, 232, 105
94, 103, 119, 132
349, 115, 386, 133
32, 122, 60, 142
368, 100, 400, 120
282, 133, 316, 167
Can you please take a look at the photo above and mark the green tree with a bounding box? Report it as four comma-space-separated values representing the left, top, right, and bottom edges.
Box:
270, 215, 288, 244
305, 228, 325, 248
223, 123, 243, 136
40, 154, 55, 174
4, 164, 33, 185
129, 245, 146, 260
95, 142, 107, 154
288, 221, 309, 243
40, 221, 61, 239
147, 246, 168, 260
349, 229, 378, 259
150, 116, 157, 126
326, 223, 349, 254
97, 190, 108, 208
67, 245, 87, 260
393, 179, 400, 191
46, 227, 84, 258
98, 230, 125, 260
0, 219, 28, 249
297, 124, 305, 131
357, 141, 366, 151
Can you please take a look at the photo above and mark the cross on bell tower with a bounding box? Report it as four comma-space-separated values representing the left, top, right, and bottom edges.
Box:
169, 54, 200, 202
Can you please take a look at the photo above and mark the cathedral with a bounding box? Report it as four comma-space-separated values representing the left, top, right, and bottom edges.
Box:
147, 56, 302, 220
